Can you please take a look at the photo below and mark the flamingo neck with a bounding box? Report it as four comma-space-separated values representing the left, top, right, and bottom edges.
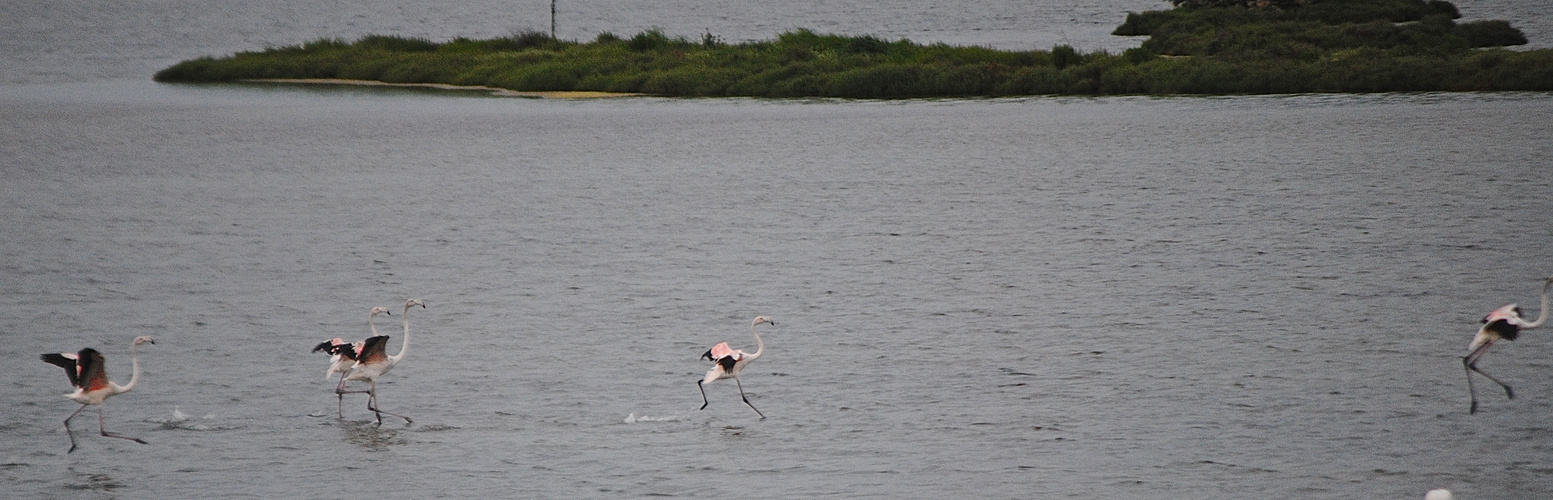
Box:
1524, 277, 1553, 329
114, 343, 143, 394
391, 304, 413, 362
748, 321, 765, 360
369, 312, 383, 337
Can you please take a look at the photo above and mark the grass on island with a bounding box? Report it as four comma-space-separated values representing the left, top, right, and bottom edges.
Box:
154, 0, 1553, 97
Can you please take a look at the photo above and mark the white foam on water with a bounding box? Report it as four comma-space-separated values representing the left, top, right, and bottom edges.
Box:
623, 412, 681, 423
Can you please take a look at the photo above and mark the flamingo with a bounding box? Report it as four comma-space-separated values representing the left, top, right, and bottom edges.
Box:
698, 316, 774, 419
312, 306, 389, 417
39, 335, 156, 453
1464, 276, 1553, 414
342, 298, 424, 425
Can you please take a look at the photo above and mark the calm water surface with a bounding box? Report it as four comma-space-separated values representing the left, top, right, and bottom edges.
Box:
2, 1, 1553, 499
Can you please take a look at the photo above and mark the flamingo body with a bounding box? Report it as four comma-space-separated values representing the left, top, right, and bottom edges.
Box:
702, 342, 744, 376
346, 335, 394, 381
1477, 304, 1527, 343
42, 349, 115, 405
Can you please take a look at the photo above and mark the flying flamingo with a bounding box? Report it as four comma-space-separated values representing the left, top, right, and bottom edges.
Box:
39, 335, 156, 453
1464, 276, 1553, 414
312, 306, 389, 417
342, 298, 425, 425
698, 316, 774, 419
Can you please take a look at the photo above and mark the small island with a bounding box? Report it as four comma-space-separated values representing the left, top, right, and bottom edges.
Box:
154, 0, 1553, 98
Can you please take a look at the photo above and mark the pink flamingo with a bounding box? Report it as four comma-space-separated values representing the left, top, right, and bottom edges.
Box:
698, 316, 774, 419
39, 335, 156, 452
312, 306, 389, 417
1464, 276, 1553, 413
342, 299, 424, 425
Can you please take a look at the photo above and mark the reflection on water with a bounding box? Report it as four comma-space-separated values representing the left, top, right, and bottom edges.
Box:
63, 469, 126, 493
339, 421, 408, 451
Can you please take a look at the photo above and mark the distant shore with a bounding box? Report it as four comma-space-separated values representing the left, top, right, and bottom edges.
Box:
244, 79, 642, 98
156, 0, 1553, 98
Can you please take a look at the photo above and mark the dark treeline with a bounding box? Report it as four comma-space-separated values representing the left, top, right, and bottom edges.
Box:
154, 0, 1553, 97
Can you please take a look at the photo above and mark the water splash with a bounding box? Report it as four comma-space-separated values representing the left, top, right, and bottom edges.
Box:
623, 412, 681, 423
155, 407, 225, 431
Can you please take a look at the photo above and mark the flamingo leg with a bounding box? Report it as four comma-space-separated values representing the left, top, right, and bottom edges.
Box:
1463, 357, 1479, 415
698, 379, 711, 410
62, 403, 89, 453
1464, 342, 1514, 414
734, 378, 765, 420
333, 374, 365, 418
96, 404, 146, 445
365, 381, 412, 425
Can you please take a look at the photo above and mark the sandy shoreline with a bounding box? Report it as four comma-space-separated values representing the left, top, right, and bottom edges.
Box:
242, 79, 642, 98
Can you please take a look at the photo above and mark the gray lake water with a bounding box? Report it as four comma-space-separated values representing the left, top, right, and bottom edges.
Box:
2, 1, 1553, 499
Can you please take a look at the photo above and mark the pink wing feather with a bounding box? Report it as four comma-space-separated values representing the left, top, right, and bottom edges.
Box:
1485, 304, 1522, 325
709, 342, 743, 360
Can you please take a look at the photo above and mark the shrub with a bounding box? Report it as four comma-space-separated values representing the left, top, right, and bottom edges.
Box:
627, 30, 675, 51
1454, 20, 1528, 47
1051, 45, 1083, 69
357, 35, 438, 52
642, 67, 737, 95
845, 36, 891, 54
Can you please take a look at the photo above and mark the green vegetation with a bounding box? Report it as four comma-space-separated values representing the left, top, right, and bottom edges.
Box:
155, 0, 1553, 97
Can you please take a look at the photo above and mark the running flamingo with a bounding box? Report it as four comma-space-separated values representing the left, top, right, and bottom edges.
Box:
312, 306, 389, 417
698, 316, 774, 419
40, 336, 156, 452
1463, 276, 1553, 413
342, 298, 424, 425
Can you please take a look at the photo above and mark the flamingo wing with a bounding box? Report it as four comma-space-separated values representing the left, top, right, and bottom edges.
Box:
1483, 304, 1525, 341
358, 336, 390, 364
1484, 319, 1522, 341
41, 352, 82, 388
702, 342, 743, 371
77, 348, 110, 392
708, 342, 737, 360
312, 340, 338, 354
314, 338, 361, 360
1484, 304, 1522, 324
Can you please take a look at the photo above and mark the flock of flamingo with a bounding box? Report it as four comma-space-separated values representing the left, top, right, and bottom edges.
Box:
35, 276, 1552, 454
38, 296, 779, 452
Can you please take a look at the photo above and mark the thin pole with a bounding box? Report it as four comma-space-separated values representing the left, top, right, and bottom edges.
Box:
551, 0, 557, 39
